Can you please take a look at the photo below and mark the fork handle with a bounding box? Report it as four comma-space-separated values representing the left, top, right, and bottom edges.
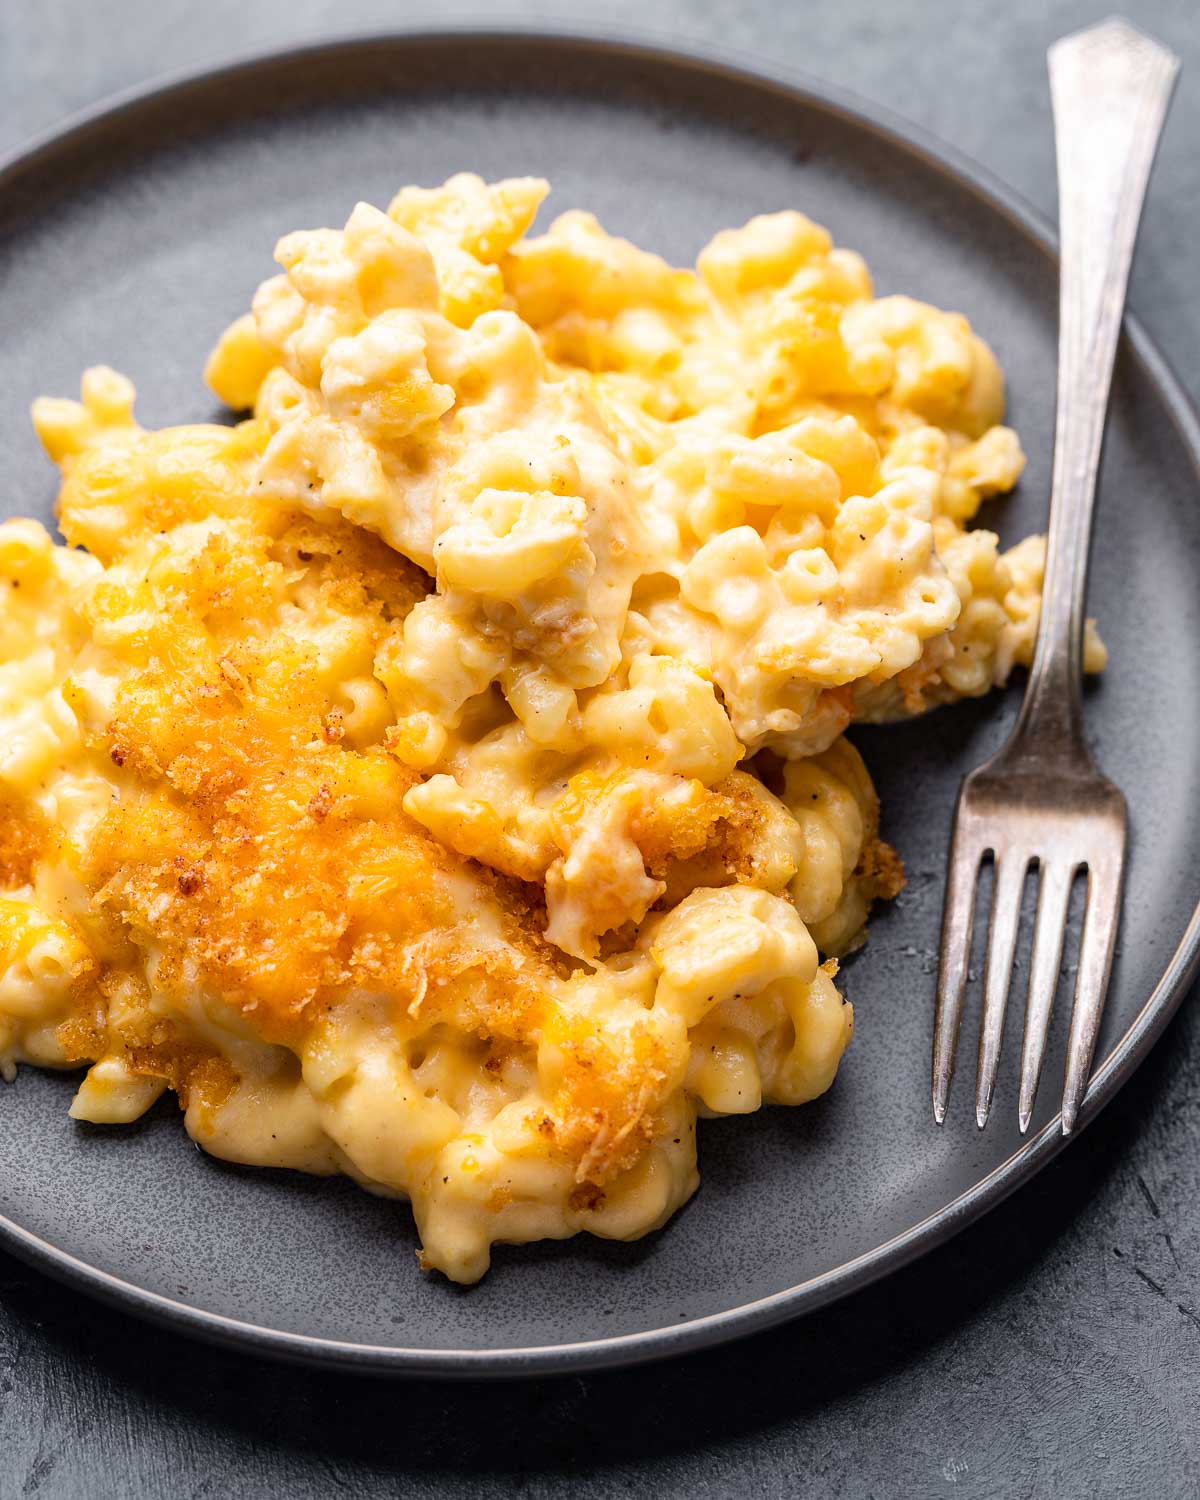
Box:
1019, 21, 1178, 742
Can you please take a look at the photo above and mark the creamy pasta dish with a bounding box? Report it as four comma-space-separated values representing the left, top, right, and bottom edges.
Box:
0, 175, 1103, 1282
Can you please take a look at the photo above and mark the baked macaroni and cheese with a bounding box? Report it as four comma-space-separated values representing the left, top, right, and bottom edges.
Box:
0, 176, 1103, 1281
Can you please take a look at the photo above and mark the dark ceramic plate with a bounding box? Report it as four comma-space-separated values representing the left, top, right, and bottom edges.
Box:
1, 29, 1198, 1378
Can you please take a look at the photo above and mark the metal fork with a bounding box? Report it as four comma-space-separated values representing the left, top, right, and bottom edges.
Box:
932, 19, 1179, 1136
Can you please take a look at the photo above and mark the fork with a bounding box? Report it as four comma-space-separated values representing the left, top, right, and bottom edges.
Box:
932, 19, 1179, 1136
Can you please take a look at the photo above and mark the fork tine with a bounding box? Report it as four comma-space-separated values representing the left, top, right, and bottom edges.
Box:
1061, 856, 1124, 1134
975, 853, 1029, 1127
933, 828, 984, 1124
1017, 859, 1076, 1134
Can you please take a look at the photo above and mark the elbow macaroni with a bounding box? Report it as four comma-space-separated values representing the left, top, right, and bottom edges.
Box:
0, 175, 1100, 1281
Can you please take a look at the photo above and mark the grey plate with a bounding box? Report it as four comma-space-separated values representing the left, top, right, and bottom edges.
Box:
1, 28, 1198, 1379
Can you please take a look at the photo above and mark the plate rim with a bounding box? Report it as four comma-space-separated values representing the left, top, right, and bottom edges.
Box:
1, 20, 1198, 1379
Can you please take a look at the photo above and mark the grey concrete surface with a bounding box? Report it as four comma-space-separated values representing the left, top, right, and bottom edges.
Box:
1, 2, 1198, 1496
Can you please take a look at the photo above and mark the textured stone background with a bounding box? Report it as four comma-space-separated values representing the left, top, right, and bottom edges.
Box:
1, 2, 1198, 1496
